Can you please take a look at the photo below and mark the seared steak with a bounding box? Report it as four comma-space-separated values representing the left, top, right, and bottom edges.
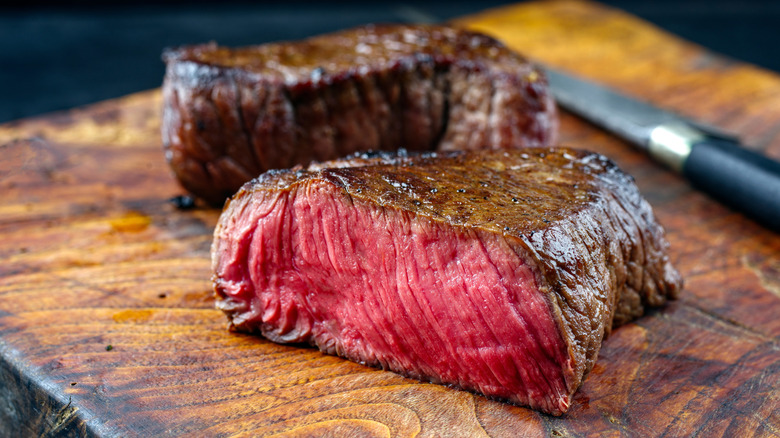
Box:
162, 24, 558, 205
211, 147, 681, 415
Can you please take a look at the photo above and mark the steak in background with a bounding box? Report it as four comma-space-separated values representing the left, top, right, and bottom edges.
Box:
211, 147, 682, 415
162, 24, 558, 205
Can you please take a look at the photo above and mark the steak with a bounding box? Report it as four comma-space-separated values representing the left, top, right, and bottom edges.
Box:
211, 147, 682, 415
162, 24, 558, 205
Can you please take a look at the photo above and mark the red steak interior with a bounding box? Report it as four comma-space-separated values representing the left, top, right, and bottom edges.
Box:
213, 179, 576, 414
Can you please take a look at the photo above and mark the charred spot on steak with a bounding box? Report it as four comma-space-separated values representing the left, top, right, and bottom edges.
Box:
211, 147, 682, 415
162, 24, 558, 206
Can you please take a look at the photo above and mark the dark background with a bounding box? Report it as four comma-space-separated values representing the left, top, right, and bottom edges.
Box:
2, 0, 779, 124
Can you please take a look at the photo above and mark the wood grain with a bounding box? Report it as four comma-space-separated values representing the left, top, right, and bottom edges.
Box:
1, 1, 779, 436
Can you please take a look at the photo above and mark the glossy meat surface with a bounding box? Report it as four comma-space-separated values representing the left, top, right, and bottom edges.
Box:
162, 24, 558, 205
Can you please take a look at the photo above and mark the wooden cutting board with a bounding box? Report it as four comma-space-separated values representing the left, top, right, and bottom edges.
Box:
1, 1, 778, 436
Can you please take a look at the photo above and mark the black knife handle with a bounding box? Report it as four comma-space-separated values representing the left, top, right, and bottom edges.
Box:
683, 137, 780, 231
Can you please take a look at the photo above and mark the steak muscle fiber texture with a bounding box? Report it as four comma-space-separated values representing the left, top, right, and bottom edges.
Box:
211, 148, 682, 415
162, 24, 558, 205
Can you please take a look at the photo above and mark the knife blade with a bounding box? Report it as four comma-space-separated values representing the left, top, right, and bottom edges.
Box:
545, 68, 780, 231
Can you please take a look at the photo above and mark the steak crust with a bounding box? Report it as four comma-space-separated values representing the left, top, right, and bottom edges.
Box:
162, 24, 558, 205
211, 147, 682, 415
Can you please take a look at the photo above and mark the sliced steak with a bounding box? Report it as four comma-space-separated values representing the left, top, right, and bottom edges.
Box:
211, 147, 682, 415
162, 24, 558, 205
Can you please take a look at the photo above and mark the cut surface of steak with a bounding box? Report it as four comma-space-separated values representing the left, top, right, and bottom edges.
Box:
211, 147, 682, 415
162, 24, 558, 205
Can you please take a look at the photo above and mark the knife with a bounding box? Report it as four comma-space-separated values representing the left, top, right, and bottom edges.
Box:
545, 68, 780, 231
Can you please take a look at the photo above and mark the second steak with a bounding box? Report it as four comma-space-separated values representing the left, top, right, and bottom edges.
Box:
162, 24, 558, 205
